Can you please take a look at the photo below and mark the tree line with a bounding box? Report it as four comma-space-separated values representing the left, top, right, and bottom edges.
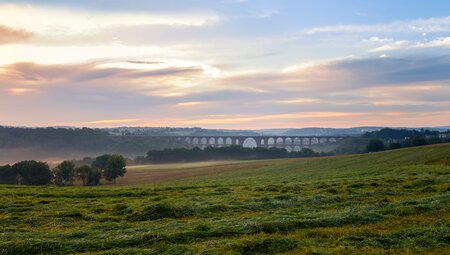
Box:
0, 126, 175, 161
0, 154, 126, 186
365, 128, 449, 152
134, 146, 331, 164
362, 128, 442, 140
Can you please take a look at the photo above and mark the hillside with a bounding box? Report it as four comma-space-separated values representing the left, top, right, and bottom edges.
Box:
0, 127, 173, 164
0, 144, 449, 254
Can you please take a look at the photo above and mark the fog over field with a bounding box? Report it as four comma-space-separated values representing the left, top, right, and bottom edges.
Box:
1, 1, 450, 254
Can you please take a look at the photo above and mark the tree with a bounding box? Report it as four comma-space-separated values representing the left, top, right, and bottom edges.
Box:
103, 154, 126, 183
412, 136, 427, 146
0, 165, 18, 184
427, 136, 442, 145
76, 165, 101, 186
53, 161, 76, 186
76, 165, 91, 186
388, 142, 402, 150
87, 168, 102, 186
366, 139, 385, 152
13, 160, 52, 185
92, 154, 111, 171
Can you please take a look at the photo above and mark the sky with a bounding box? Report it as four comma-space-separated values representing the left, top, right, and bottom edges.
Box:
0, 0, 450, 129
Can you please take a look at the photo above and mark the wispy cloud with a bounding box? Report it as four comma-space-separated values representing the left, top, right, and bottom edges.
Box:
2, 54, 449, 128
0, 60, 221, 98
303, 16, 450, 35
0, 25, 34, 45
8, 88, 36, 96
0, 3, 221, 36
370, 37, 450, 52
175, 101, 209, 107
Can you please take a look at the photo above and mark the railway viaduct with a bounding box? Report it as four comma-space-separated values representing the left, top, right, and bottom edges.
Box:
159, 135, 346, 152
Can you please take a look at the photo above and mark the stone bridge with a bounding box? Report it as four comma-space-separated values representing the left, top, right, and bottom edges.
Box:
162, 135, 346, 152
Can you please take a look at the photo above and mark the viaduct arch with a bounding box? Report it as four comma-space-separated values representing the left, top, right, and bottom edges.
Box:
162, 135, 346, 151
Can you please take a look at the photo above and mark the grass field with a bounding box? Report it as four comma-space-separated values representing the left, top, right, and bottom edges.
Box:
119, 161, 268, 185
1, 144, 449, 254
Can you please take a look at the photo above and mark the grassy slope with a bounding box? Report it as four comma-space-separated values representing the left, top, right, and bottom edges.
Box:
0, 144, 449, 255
118, 161, 268, 185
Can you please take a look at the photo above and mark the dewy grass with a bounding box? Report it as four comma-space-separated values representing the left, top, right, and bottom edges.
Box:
0, 143, 449, 254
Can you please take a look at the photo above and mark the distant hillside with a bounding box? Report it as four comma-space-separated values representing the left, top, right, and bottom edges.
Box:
260, 127, 383, 136
1, 125, 449, 164
362, 128, 442, 140
0, 126, 174, 164
105, 127, 259, 136
105, 126, 384, 136
259, 126, 450, 136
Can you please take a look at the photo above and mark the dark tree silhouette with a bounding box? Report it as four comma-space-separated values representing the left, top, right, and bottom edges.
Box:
53, 160, 76, 186
92, 154, 111, 171
13, 160, 52, 185
76, 165, 92, 186
103, 154, 127, 183
388, 142, 402, 150
76, 165, 101, 186
87, 169, 101, 186
0, 165, 18, 184
412, 136, 427, 146
366, 139, 385, 152
143, 146, 327, 164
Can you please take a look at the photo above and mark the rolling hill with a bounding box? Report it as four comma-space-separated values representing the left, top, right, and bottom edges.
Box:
0, 143, 449, 254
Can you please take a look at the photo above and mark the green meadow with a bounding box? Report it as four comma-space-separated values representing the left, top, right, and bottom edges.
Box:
1, 144, 449, 254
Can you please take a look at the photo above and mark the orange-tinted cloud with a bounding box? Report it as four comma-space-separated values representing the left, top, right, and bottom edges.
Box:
1, 55, 450, 128
0, 60, 215, 97
0, 25, 33, 45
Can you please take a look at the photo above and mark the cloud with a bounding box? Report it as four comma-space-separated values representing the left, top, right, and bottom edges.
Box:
1, 55, 449, 128
416, 37, 450, 48
363, 37, 393, 43
3, 55, 450, 98
0, 60, 221, 97
303, 16, 450, 35
370, 37, 450, 52
175, 101, 209, 107
0, 3, 221, 36
8, 88, 36, 96
0, 25, 33, 45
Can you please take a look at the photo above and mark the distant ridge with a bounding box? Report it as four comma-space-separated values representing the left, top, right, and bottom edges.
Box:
1, 125, 449, 136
